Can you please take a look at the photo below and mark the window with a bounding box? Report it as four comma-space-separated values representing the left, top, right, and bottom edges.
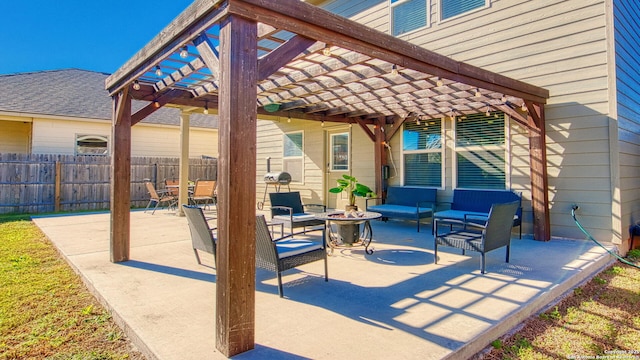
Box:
76, 134, 108, 155
455, 113, 505, 189
330, 133, 349, 171
390, 0, 427, 36
283, 131, 304, 182
402, 118, 442, 187
441, 0, 486, 20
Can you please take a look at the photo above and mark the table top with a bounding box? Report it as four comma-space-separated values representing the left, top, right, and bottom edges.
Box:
314, 211, 382, 222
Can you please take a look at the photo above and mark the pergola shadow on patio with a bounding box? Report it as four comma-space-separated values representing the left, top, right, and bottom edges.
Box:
103, 0, 551, 355
33, 211, 612, 360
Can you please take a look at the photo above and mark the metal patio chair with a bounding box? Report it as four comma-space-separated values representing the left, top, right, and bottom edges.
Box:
269, 192, 325, 236
183, 205, 217, 267
255, 214, 328, 297
189, 179, 216, 209
144, 181, 177, 214
434, 201, 520, 274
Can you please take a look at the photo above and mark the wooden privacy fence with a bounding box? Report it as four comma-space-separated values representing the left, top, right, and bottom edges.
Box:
0, 153, 217, 214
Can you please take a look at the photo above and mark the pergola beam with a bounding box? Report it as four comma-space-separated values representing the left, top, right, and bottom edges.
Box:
228, 0, 549, 103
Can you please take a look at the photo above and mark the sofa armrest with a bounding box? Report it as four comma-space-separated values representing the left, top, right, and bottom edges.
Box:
271, 205, 293, 219
366, 197, 382, 210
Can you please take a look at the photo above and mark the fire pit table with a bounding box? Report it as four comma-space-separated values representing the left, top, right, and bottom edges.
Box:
315, 211, 382, 254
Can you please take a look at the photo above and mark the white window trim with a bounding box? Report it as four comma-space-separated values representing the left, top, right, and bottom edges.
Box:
75, 134, 109, 156
438, 0, 490, 24
329, 132, 350, 172
400, 120, 445, 189
389, 0, 430, 37
283, 130, 305, 184
452, 114, 510, 189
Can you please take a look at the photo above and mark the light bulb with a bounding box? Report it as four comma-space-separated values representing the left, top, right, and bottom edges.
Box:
321, 121, 324, 127
475, 88, 481, 97
180, 46, 188, 58
204, 101, 209, 114
323, 45, 331, 56
155, 66, 162, 77
521, 103, 527, 112
501, 95, 507, 103
436, 77, 444, 87
485, 108, 490, 117
153, 100, 160, 108
132, 80, 140, 90
391, 64, 399, 76
287, 115, 291, 123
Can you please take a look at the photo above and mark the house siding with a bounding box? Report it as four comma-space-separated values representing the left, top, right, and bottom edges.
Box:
319, 0, 616, 241
30, 117, 218, 158
0, 119, 31, 153
613, 0, 640, 245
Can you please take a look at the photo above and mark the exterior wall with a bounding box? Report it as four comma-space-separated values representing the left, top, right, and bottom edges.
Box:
612, 0, 640, 248
29, 117, 217, 158
320, 0, 615, 241
0, 118, 31, 153
256, 116, 376, 209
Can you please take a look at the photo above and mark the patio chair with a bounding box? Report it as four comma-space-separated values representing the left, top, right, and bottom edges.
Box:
255, 214, 328, 297
183, 205, 217, 267
164, 178, 179, 197
189, 179, 216, 209
144, 181, 177, 214
434, 201, 520, 274
269, 192, 325, 236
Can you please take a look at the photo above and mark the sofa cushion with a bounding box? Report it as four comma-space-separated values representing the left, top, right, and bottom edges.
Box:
275, 238, 324, 258
367, 204, 433, 218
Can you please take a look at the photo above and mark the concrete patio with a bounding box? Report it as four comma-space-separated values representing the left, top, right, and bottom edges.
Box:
32, 209, 614, 360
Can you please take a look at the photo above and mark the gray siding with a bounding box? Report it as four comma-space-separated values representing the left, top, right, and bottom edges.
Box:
320, 0, 617, 241
613, 0, 640, 243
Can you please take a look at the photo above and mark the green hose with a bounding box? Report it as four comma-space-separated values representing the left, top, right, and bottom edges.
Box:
571, 205, 639, 269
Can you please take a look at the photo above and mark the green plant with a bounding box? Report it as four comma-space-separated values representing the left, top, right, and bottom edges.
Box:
627, 249, 640, 262
328, 174, 373, 207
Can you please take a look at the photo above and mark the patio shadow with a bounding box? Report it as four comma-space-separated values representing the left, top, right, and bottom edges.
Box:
119, 260, 216, 282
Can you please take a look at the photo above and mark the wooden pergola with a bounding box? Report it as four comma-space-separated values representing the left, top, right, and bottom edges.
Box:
105, 0, 550, 356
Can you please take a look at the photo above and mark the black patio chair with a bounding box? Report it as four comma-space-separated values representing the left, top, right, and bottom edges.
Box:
183, 205, 216, 267
434, 201, 520, 274
269, 192, 325, 235
255, 215, 328, 297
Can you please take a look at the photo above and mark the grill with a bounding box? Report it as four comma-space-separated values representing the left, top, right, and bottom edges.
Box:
257, 158, 292, 210
263, 172, 292, 185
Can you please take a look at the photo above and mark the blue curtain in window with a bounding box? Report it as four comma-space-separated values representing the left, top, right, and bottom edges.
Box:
442, 0, 485, 20
392, 0, 427, 36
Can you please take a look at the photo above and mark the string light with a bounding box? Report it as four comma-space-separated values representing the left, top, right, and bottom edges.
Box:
287, 114, 291, 123
475, 88, 481, 97
485, 107, 490, 117
153, 100, 160, 108
391, 64, 399, 76
155, 66, 162, 77
501, 95, 507, 103
132, 80, 140, 91
436, 77, 444, 87
323, 44, 331, 56
321, 121, 325, 127
180, 46, 188, 58
521, 102, 527, 112
203, 101, 209, 115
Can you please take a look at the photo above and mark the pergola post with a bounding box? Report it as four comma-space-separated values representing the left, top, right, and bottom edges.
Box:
374, 118, 388, 197
177, 111, 190, 215
110, 90, 132, 262
215, 14, 257, 357
526, 101, 551, 241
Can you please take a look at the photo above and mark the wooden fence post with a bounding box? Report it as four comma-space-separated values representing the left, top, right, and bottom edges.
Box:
55, 161, 61, 212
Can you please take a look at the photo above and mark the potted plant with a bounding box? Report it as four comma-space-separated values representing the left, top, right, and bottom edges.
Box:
329, 174, 373, 211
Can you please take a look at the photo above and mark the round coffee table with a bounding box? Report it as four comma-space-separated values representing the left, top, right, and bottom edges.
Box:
315, 211, 382, 254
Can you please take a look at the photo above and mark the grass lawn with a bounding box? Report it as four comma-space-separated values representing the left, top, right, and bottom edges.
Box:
0, 215, 144, 360
480, 250, 640, 360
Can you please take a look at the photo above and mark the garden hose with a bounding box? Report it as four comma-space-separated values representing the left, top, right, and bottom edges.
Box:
571, 205, 640, 269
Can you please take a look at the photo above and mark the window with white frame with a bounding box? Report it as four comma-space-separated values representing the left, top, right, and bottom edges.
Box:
390, 0, 428, 36
441, 0, 486, 20
75, 134, 108, 155
283, 131, 304, 182
402, 118, 442, 187
455, 112, 506, 189
330, 132, 349, 171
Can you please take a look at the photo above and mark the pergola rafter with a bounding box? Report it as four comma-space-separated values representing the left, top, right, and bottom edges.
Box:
105, 0, 550, 356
